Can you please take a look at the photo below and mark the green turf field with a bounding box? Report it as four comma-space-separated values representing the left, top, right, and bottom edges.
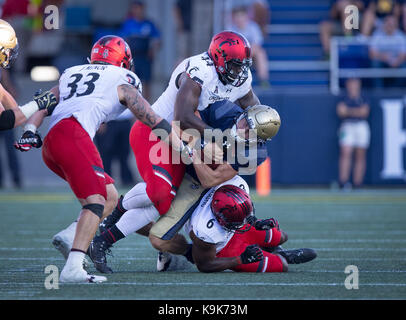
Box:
0, 188, 405, 300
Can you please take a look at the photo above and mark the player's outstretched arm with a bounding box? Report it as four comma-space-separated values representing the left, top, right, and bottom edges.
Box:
190, 231, 263, 273
14, 85, 60, 150
117, 84, 188, 154
118, 84, 162, 128
192, 154, 237, 188
190, 231, 240, 272
0, 86, 59, 131
173, 73, 211, 134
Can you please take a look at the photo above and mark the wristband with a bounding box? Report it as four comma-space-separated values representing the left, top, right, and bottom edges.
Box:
236, 256, 242, 265
0, 109, 16, 131
153, 119, 172, 135
19, 101, 39, 119
24, 124, 37, 134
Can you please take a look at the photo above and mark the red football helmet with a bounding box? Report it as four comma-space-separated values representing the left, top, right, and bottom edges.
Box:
211, 184, 253, 233
90, 35, 133, 70
208, 30, 252, 87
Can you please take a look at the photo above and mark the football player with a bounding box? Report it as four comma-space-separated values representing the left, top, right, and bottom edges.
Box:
51, 30, 265, 273
87, 101, 281, 273
15, 35, 183, 283
0, 19, 57, 131
176, 177, 317, 273
118, 30, 261, 241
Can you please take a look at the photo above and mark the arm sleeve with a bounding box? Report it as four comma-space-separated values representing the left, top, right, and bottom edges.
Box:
0, 109, 16, 131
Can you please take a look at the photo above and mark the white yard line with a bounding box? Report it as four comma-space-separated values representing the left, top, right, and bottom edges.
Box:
0, 282, 405, 287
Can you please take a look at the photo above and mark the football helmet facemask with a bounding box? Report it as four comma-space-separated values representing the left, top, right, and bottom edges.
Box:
211, 184, 254, 234
90, 35, 133, 70
208, 30, 252, 87
230, 104, 281, 145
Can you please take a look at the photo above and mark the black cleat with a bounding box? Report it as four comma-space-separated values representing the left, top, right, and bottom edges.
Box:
87, 238, 114, 274
99, 195, 126, 234
261, 245, 284, 254
277, 248, 317, 264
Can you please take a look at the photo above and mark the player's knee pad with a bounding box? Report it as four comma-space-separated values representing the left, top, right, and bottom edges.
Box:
83, 203, 104, 218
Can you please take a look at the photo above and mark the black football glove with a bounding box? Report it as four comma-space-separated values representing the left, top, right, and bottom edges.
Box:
254, 218, 280, 231
14, 130, 43, 152
33, 90, 58, 116
239, 244, 263, 264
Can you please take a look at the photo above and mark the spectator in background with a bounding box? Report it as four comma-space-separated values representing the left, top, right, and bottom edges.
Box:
230, 5, 269, 87
250, 0, 271, 37
229, 0, 271, 37
320, 0, 367, 58
119, 0, 161, 102
173, 0, 193, 64
337, 78, 370, 190
402, 1, 406, 31
369, 15, 406, 86
0, 68, 21, 189
1, 0, 30, 73
95, 110, 135, 188
361, 0, 402, 36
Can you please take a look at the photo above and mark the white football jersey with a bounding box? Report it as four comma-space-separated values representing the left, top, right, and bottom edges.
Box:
184, 175, 250, 253
49, 64, 141, 139
152, 52, 252, 122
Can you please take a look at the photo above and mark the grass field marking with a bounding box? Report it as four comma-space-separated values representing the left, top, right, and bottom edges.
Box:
2, 257, 406, 263
317, 257, 406, 261
2, 269, 404, 274
305, 270, 406, 273
1, 282, 406, 287
2, 247, 406, 252
2, 192, 406, 204
252, 195, 406, 204
0, 194, 75, 203
287, 239, 406, 243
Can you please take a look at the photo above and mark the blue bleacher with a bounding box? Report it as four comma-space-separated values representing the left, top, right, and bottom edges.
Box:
262, 0, 331, 89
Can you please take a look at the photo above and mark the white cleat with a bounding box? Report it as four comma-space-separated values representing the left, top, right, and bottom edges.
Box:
52, 222, 90, 269
157, 251, 173, 272
59, 265, 107, 283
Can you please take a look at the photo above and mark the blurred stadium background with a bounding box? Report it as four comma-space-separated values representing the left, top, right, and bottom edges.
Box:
1, 0, 405, 190
1, 0, 406, 301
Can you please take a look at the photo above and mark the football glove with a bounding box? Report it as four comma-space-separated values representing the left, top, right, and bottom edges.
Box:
254, 218, 280, 231
239, 244, 263, 264
14, 130, 43, 152
33, 90, 58, 116
179, 140, 194, 165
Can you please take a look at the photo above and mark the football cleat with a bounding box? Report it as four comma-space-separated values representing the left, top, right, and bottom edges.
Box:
261, 245, 284, 254
87, 238, 113, 274
59, 265, 107, 283
99, 196, 126, 234
277, 248, 317, 264
157, 251, 172, 272
52, 222, 90, 269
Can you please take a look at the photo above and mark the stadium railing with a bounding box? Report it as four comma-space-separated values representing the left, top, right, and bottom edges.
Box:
330, 36, 406, 95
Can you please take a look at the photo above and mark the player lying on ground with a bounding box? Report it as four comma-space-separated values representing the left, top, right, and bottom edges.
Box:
15, 35, 186, 283
97, 175, 317, 273
84, 101, 281, 273
0, 19, 58, 131
165, 177, 317, 273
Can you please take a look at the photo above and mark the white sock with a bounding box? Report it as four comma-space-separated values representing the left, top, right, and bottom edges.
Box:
116, 205, 159, 236
122, 182, 152, 210
65, 251, 85, 270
